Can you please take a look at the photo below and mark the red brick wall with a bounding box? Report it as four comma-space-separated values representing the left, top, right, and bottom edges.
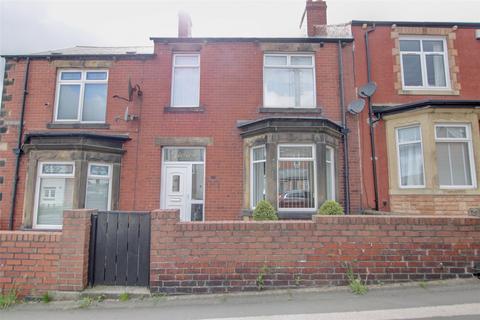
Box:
150, 209, 480, 294
1, 40, 361, 228
0, 209, 93, 296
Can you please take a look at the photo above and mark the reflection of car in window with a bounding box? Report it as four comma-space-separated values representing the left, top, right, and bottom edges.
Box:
278, 190, 313, 208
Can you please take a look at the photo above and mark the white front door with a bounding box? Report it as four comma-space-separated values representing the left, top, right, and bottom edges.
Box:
163, 165, 190, 221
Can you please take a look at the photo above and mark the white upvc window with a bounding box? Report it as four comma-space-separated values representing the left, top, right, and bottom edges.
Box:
277, 144, 316, 211
85, 163, 112, 211
396, 125, 426, 188
325, 146, 335, 200
54, 70, 108, 123
251, 145, 266, 209
399, 36, 450, 90
33, 162, 75, 229
263, 54, 316, 108
435, 124, 476, 189
171, 54, 200, 107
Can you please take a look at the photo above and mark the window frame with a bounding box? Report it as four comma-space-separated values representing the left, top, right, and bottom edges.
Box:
399, 36, 451, 91
85, 162, 113, 211
54, 69, 109, 123
33, 161, 75, 230
325, 146, 336, 200
395, 124, 426, 189
171, 53, 201, 108
263, 53, 316, 108
250, 145, 266, 209
434, 123, 477, 189
277, 144, 317, 212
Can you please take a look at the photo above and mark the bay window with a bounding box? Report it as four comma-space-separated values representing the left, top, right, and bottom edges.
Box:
251, 145, 266, 208
34, 162, 75, 229
263, 54, 315, 108
399, 37, 449, 89
396, 125, 425, 188
171, 54, 200, 107
55, 70, 108, 122
277, 145, 316, 210
435, 124, 476, 188
85, 163, 112, 211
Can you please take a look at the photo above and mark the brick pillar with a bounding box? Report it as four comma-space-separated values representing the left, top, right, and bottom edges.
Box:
150, 209, 180, 293
57, 209, 95, 291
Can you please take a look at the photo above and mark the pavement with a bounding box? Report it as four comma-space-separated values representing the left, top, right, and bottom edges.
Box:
2, 279, 480, 320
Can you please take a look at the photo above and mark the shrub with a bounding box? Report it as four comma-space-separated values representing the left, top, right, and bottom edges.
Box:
253, 200, 278, 221
318, 200, 344, 215
0, 289, 18, 309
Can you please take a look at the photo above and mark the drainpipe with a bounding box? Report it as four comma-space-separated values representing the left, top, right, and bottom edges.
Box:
8, 57, 30, 230
337, 41, 350, 214
364, 25, 379, 211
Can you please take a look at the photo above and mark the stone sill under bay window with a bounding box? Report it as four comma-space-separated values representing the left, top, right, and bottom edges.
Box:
259, 107, 322, 114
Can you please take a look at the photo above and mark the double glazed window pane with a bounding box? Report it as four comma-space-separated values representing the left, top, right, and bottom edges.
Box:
172, 67, 200, 106
37, 177, 74, 226
58, 85, 81, 120
85, 179, 109, 211
437, 142, 472, 186
82, 84, 107, 121
426, 55, 446, 87
279, 146, 313, 158
252, 146, 266, 208
278, 160, 315, 209
397, 126, 424, 187
264, 68, 314, 107
436, 126, 466, 139
402, 55, 422, 86
192, 164, 204, 201
164, 148, 204, 162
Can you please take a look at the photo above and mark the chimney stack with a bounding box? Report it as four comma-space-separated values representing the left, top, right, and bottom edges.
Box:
305, 0, 327, 37
178, 11, 192, 38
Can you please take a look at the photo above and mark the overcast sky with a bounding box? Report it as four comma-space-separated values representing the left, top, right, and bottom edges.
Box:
1, 0, 479, 98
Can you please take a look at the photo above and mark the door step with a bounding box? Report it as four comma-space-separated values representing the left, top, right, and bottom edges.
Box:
81, 286, 150, 300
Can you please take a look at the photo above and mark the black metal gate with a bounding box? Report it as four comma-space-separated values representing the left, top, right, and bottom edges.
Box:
88, 211, 151, 287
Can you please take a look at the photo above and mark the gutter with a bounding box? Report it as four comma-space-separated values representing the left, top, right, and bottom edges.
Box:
8, 57, 30, 230
337, 40, 350, 214
351, 20, 480, 28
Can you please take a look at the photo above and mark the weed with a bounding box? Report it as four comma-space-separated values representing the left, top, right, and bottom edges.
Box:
78, 297, 94, 309
256, 264, 269, 290
419, 281, 428, 289
345, 264, 368, 295
0, 289, 19, 309
119, 292, 130, 302
41, 292, 52, 304
294, 275, 301, 286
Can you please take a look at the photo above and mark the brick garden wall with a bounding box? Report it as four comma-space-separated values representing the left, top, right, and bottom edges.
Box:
0, 209, 93, 296
150, 210, 480, 294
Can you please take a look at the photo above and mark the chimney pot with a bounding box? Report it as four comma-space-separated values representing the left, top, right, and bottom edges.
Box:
178, 11, 192, 38
305, 0, 327, 37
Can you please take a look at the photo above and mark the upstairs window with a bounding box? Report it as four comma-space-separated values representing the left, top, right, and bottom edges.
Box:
171, 54, 200, 107
55, 70, 108, 123
263, 54, 315, 108
435, 124, 476, 188
396, 125, 425, 188
399, 37, 449, 89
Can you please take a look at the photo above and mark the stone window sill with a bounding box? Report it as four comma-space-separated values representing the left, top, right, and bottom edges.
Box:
47, 123, 110, 129
397, 89, 460, 96
259, 107, 322, 114
164, 105, 205, 113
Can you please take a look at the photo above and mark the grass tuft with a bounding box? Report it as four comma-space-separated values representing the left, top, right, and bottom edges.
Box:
0, 289, 19, 309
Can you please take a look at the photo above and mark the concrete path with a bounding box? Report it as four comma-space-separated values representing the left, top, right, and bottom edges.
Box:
3, 279, 480, 320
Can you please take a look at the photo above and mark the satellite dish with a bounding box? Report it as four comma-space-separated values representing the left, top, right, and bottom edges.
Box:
347, 99, 366, 115
358, 81, 377, 98
128, 78, 134, 101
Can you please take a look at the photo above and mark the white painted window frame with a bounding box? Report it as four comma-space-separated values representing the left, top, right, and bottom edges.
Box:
399, 36, 451, 91
435, 123, 477, 189
395, 124, 426, 189
54, 69, 109, 123
277, 144, 317, 212
263, 53, 316, 108
250, 145, 266, 209
325, 146, 336, 200
161, 147, 206, 221
33, 161, 75, 230
85, 162, 113, 211
171, 53, 201, 108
